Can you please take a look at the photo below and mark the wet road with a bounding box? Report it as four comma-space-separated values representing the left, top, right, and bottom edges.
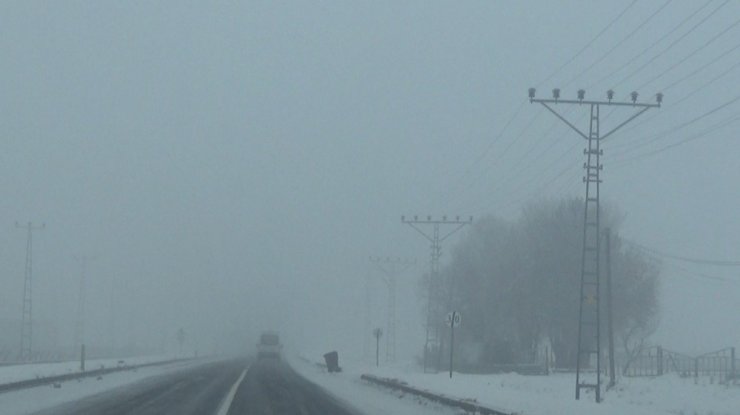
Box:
33, 358, 360, 415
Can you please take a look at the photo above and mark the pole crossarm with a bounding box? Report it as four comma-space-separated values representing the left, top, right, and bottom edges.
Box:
15, 222, 46, 231
530, 97, 660, 107
401, 216, 473, 241
539, 102, 589, 139
440, 223, 471, 242
600, 106, 651, 140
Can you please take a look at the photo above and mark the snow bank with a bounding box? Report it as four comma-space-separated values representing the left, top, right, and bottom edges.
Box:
321, 357, 740, 415
288, 355, 456, 415
0, 355, 179, 386
0, 359, 203, 415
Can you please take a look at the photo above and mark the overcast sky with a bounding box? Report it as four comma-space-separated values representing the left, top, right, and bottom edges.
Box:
0, 1, 738, 359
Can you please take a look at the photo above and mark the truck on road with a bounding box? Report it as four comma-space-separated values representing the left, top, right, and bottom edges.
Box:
257, 331, 282, 359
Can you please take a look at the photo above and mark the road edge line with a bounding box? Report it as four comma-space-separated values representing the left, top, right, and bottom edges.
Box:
216, 364, 249, 415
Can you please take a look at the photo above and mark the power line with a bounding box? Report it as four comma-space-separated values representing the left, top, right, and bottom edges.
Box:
634, 16, 740, 91
611, 0, 730, 89
536, 0, 638, 88
439, 100, 527, 205
609, 55, 740, 147
612, 92, 740, 158
661, 42, 740, 92
668, 261, 735, 283
612, 113, 740, 166
588, 0, 714, 89
562, 0, 673, 89
628, 240, 740, 267
445, 108, 544, 208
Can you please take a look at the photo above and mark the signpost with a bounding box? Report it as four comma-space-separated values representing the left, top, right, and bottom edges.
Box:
446, 311, 461, 378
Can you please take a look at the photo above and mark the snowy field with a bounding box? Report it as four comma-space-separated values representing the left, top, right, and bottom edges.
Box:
301, 356, 740, 415
0, 355, 182, 386
0, 359, 206, 415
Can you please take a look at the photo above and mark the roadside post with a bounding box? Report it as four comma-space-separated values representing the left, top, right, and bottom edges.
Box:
373, 328, 383, 367
446, 311, 461, 378
80, 344, 86, 372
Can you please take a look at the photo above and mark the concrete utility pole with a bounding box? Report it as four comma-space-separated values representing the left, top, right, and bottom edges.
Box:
402, 215, 472, 373
528, 88, 661, 402
373, 328, 383, 367
369, 257, 415, 363
15, 222, 45, 362
604, 228, 616, 389
363, 268, 372, 362
73, 255, 97, 355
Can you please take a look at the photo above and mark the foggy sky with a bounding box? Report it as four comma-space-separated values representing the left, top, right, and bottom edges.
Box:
0, 1, 738, 360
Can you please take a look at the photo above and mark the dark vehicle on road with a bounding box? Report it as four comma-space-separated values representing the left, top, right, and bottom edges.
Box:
257, 331, 282, 359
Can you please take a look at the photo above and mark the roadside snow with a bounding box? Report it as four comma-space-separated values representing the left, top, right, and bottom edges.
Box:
289, 356, 457, 415
0, 359, 205, 415
0, 355, 181, 385
353, 359, 740, 415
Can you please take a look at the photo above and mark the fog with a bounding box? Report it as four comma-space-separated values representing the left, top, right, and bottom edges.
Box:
0, 1, 738, 364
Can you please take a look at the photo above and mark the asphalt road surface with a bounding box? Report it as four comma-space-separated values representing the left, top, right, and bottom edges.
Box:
32, 358, 361, 415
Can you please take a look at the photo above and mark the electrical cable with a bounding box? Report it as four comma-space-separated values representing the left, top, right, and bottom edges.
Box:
628, 240, 740, 266
562, 0, 673, 89
611, 0, 730, 89
588, 0, 714, 89
536, 0, 638, 88
634, 16, 740, 91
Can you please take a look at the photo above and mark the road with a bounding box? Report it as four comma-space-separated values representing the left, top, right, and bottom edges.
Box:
31, 358, 361, 415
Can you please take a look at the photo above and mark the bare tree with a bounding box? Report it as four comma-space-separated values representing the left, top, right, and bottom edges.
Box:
437, 197, 660, 371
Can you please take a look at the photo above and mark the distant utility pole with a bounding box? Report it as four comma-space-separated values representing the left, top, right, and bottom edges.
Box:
373, 328, 383, 367
402, 215, 472, 373
363, 268, 372, 362
369, 256, 415, 363
528, 87, 661, 402
73, 255, 97, 354
15, 222, 45, 362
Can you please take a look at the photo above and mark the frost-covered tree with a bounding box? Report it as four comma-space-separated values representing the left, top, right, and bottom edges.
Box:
439, 197, 659, 371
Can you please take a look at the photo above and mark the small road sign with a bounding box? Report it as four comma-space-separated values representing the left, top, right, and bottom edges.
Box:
445, 312, 461, 327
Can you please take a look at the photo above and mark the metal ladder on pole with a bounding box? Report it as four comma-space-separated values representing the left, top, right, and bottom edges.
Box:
576, 103, 602, 401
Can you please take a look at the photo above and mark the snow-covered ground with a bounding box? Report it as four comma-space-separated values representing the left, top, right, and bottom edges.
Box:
0, 359, 205, 415
289, 356, 457, 415
301, 356, 740, 415
0, 355, 182, 386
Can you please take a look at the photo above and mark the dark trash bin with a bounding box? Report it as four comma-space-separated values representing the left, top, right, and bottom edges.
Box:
323, 351, 341, 373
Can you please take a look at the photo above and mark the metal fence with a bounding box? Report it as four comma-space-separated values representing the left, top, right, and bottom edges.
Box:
620, 346, 737, 384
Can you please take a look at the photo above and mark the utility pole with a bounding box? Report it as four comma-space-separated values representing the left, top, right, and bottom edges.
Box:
402, 215, 472, 373
369, 256, 415, 363
528, 87, 661, 402
363, 268, 371, 362
604, 228, 616, 389
73, 255, 97, 356
373, 328, 383, 367
15, 222, 45, 362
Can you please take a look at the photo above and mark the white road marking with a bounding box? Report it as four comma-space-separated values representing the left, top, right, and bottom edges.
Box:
215, 364, 249, 415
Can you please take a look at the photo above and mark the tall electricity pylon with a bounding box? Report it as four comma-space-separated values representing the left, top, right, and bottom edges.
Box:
73, 255, 97, 353
369, 257, 415, 363
528, 88, 661, 402
16, 222, 45, 362
402, 215, 472, 372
